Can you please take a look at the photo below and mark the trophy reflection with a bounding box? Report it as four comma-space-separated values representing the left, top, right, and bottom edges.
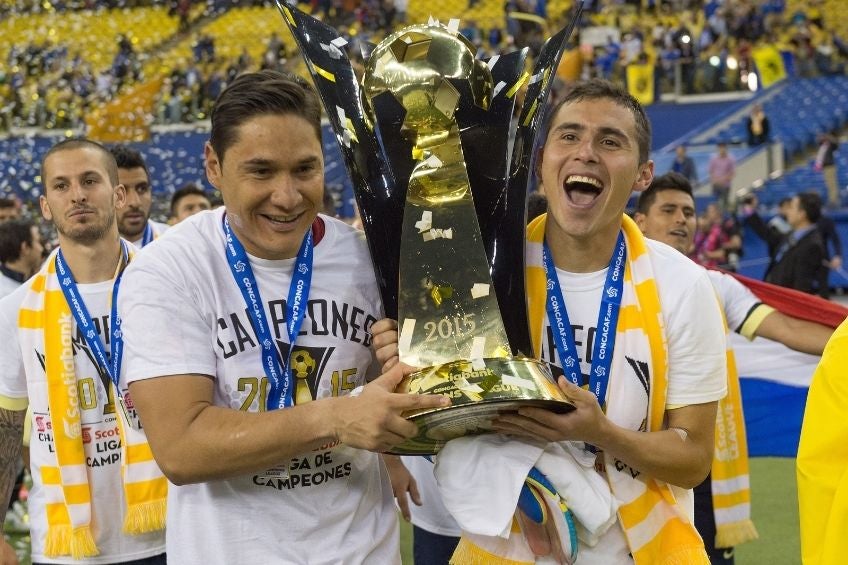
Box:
278, 1, 581, 454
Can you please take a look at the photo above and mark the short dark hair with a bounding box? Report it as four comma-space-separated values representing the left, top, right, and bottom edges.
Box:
543, 79, 652, 164
0, 219, 35, 263
636, 172, 694, 214
527, 191, 548, 223
797, 191, 822, 223
210, 70, 323, 164
170, 182, 209, 216
0, 198, 16, 210
41, 138, 119, 187
108, 144, 150, 179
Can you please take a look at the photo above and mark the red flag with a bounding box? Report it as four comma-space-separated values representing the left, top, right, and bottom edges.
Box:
718, 269, 848, 328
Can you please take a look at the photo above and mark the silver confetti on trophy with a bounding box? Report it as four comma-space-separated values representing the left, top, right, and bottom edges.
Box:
278, 1, 582, 454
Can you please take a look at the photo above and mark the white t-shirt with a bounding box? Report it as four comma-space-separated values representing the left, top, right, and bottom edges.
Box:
706, 269, 772, 337
402, 455, 461, 537
0, 277, 165, 564
0, 269, 23, 299
128, 219, 168, 248
540, 240, 726, 564
119, 209, 400, 565
406, 239, 727, 564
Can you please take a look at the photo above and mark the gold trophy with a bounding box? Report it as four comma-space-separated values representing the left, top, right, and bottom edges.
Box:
278, 1, 582, 454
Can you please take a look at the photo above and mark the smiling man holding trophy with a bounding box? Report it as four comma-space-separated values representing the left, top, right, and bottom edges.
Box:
281, 1, 727, 564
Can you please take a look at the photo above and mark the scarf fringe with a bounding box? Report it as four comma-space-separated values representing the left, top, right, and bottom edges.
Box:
44, 525, 100, 559
123, 499, 167, 534
450, 537, 534, 565
715, 520, 759, 548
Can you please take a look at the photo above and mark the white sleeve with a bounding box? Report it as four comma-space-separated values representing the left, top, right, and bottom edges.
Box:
0, 288, 29, 401
118, 251, 218, 386
664, 270, 727, 406
707, 270, 761, 333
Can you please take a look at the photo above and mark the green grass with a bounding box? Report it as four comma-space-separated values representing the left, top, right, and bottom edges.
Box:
401, 517, 413, 564
398, 457, 801, 564
736, 457, 800, 564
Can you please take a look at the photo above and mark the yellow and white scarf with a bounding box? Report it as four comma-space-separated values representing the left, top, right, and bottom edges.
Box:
711, 313, 758, 548
18, 247, 166, 559
525, 214, 708, 564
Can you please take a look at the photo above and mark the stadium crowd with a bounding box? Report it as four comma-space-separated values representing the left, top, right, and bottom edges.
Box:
3, 0, 848, 132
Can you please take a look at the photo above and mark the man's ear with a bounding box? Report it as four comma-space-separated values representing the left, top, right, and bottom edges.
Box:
632, 160, 655, 194
534, 145, 545, 182
204, 142, 222, 190
633, 211, 647, 232
114, 183, 127, 210
39, 195, 52, 222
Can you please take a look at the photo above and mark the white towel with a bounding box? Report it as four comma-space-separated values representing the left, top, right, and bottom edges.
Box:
435, 435, 618, 545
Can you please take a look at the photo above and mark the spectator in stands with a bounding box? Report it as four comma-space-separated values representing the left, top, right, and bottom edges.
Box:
169, 182, 211, 224
767, 196, 793, 237
0, 198, 20, 223
671, 144, 698, 185
109, 145, 168, 247
743, 191, 829, 297
745, 103, 770, 146
176, 0, 191, 33
0, 219, 43, 298
814, 132, 839, 208
708, 142, 736, 211
694, 203, 732, 268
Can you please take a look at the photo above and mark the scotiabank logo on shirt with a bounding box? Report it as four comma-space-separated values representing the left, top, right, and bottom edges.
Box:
31, 412, 122, 468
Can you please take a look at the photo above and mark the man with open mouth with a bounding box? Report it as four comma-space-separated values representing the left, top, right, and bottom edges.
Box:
489, 79, 728, 564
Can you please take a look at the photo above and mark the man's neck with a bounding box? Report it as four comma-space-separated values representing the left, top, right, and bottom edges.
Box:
123, 221, 150, 245
2, 258, 30, 279
793, 220, 812, 233
58, 234, 123, 284
545, 221, 621, 273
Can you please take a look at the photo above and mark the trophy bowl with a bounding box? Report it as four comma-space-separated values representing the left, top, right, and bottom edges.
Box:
392, 357, 573, 454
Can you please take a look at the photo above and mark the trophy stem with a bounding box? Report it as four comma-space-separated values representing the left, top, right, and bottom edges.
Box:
397, 126, 511, 368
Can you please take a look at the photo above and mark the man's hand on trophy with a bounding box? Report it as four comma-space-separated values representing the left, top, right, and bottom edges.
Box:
381, 454, 422, 521
372, 318, 400, 371
334, 365, 450, 452
491, 378, 608, 446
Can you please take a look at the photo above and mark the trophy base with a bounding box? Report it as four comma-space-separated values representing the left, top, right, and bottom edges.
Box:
388, 357, 574, 455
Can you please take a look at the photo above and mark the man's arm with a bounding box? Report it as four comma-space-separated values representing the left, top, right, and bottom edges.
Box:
0, 407, 25, 521
493, 379, 716, 489
754, 310, 834, 356
128, 366, 448, 486
743, 211, 783, 249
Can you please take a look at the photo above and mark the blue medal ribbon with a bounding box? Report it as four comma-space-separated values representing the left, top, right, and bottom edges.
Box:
542, 231, 626, 410
140, 223, 153, 247
222, 215, 313, 410
55, 242, 129, 394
